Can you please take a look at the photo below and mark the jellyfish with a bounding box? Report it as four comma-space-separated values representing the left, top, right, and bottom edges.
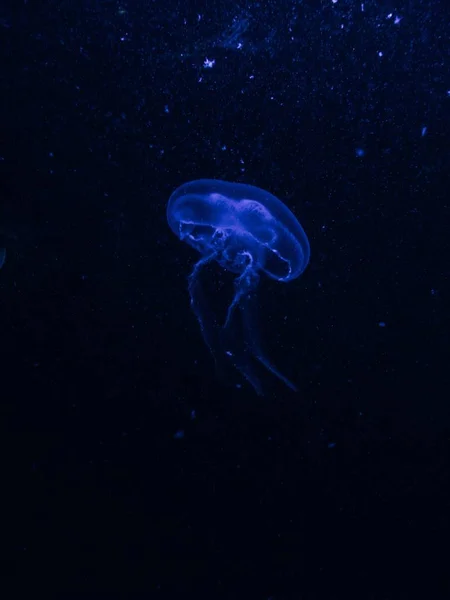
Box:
167, 179, 310, 395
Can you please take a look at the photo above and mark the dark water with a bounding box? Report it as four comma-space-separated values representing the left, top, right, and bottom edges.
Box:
1, 0, 449, 595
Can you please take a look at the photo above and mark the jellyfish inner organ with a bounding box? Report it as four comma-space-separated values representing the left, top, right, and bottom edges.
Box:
167, 180, 310, 395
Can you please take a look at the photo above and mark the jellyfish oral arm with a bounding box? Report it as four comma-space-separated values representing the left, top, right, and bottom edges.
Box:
241, 290, 298, 392
187, 251, 220, 358
222, 267, 298, 394
223, 252, 256, 328
221, 269, 265, 396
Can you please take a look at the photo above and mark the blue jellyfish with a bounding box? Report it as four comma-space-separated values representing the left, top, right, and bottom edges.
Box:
167, 179, 310, 395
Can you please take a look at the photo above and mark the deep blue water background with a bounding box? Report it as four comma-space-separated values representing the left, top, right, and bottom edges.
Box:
1, 0, 449, 596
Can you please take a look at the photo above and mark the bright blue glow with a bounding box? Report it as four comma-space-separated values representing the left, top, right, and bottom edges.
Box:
167, 179, 310, 395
